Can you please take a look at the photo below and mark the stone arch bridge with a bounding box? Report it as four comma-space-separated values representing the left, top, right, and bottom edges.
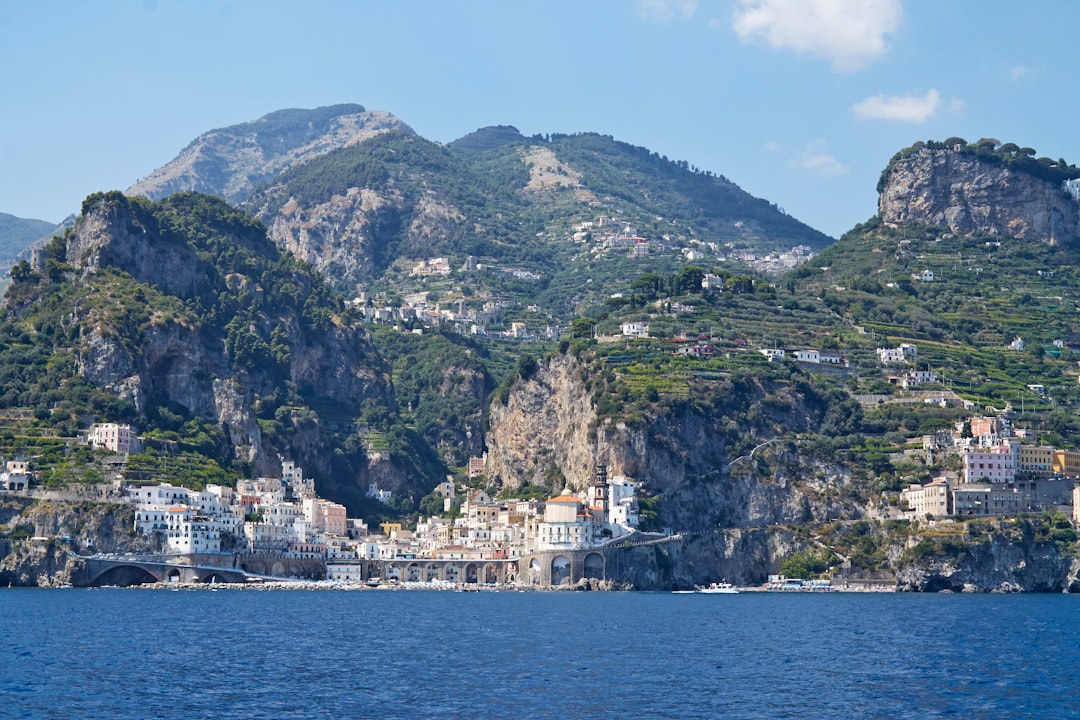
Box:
73, 553, 249, 587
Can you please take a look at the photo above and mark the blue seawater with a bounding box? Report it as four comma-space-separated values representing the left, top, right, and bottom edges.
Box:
0, 589, 1077, 719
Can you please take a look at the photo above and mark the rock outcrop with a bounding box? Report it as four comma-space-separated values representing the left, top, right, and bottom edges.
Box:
0, 498, 159, 587
896, 534, 1080, 593
18, 191, 409, 501
879, 147, 1079, 242
486, 352, 865, 532
127, 105, 413, 204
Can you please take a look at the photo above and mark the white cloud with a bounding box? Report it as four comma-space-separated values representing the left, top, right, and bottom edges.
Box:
732, 0, 903, 72
639, 0, 698, 23
853, 89, 940, 123
1010, 64, 1045, 82
763, 140, 781, 153
792, 141, 849, 177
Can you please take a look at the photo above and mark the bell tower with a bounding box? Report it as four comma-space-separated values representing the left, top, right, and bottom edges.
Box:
590, 463, 609, 513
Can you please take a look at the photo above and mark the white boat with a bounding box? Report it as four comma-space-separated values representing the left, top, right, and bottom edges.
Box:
696, 582, 738, 594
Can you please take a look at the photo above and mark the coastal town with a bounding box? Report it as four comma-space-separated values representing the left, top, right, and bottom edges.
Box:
4, 399, 1080, 590
1, 426, 649, 587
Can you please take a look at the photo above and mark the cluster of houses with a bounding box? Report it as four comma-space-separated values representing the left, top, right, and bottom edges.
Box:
759, 347, 844, 366
3, 439, 647, 571
348, 288, 561, 341
125, 461, 359, 557
903, 414, 1080, 522
573, 216, 815, 274
122, 461, 643, 572
330, 467, 641, 584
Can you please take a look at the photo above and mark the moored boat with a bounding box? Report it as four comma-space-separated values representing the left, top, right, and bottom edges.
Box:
696, 582, 738, 594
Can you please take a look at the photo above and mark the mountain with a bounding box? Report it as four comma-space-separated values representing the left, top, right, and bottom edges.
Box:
1, 190, 439, 515
241, 121, 831, 321
127, 104, 414, 205
9, 123, 1080, 587
0, 212, 58, 269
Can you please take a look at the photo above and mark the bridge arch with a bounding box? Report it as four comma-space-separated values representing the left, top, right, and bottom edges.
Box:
406, 562, 421, 582
529, 558, 541, 585
92, 565, 159, 587
464, 563, 478, 584
583, 552, 605, 580
551, 555, 571, 586
443, 565, 459, 584
483, 563, 498, 584
198, 571, 235, 584
424, 563, 439, 582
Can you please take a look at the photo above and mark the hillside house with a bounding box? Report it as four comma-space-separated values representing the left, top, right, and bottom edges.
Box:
912, 269, 935, 282
89, 423, 142, 455
621, 322, 650, 337
898, 370, 937, 388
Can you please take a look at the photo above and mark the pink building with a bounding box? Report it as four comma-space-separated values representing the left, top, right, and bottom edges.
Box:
319, 500, 347, 536
89, 423, 142, 454
963, 445, 1015, 484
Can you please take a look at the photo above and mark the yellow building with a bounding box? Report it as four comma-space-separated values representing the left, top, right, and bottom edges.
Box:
1052, 450, 1080, 476
1019, 445, 1055, 478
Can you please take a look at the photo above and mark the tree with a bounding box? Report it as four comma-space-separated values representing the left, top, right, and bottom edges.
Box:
9, 260, 34, 283
571, 317, 596, 339
675, 266, 704, 295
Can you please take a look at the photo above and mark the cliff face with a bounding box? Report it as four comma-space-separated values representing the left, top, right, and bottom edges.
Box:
606, 528, 807, 589
896, 534, 1080, 593
0, 498, 158, 587
879, 148, 1079, 242
10, 192, 416, 504
127, 105, 413, 205
485, 352, 865, 532
253, 178, 469, 290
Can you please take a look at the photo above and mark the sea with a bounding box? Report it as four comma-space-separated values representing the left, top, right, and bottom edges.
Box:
1, 589, 1077, 720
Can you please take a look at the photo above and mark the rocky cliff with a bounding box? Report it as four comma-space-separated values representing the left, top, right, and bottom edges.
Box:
127, 104, 413, 205
7, 190, 427, 508
896, 534, 1080, 593
486, 351, 866, 532
0, 497, 157, 586
879, 147, 1079, 242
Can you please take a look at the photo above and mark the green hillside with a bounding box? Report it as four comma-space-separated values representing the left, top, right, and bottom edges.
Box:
0, 191, 442, 519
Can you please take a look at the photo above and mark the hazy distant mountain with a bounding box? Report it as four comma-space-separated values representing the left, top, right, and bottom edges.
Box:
127, 104, 414, 205
0, 212, 58, 268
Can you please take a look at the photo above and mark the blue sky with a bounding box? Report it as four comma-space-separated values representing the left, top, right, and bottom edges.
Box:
2, 0, 1077, 239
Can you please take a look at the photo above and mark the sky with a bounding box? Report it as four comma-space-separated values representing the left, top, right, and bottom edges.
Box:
2, 0, 1079, 239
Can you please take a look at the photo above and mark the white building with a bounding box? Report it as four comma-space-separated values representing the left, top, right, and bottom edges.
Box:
701, 274, 725, 291
900, 370, 937, 388
0, 460, 31, 492
902, 478, 951, 517
621, 322, 650, 337
537, 489, 595, 550
607, 475, 640, 532
760, 348, 785, 362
